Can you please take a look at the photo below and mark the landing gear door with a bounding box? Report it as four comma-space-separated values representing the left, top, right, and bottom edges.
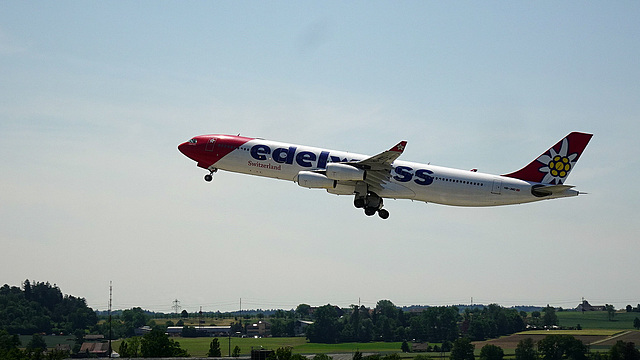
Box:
205, 138, 216, 152
491, 179, 502, 195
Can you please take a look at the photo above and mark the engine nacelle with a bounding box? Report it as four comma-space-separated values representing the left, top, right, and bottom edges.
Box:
296, 171, 336, 189
325, 163, 366, 181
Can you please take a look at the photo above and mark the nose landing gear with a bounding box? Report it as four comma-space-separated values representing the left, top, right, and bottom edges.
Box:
354, 191, 390, 219
204, 168, 218, 182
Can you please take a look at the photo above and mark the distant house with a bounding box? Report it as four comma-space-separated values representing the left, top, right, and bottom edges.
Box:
247, 321, 271, 337
577, 299, 606, 312
135, 325, 153, 336
79, 342, 110, 357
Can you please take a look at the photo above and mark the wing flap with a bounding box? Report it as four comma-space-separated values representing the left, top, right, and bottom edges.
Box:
364, 171, 389, 192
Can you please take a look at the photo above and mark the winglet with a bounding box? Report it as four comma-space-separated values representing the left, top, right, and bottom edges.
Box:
390, 141, 407, 153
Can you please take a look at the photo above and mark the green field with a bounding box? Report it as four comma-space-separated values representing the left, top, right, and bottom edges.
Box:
556, 311, 640, 330
18, 335, 76, 349
111, 337, 404, 358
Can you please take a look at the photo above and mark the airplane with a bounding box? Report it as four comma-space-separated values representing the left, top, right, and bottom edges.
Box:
178, 132, 592, 219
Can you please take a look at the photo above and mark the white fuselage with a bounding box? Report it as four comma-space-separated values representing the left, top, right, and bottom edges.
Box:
210, 138, 577, 207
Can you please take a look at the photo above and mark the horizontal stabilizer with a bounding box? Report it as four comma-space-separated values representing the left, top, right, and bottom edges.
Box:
531, 184, 575, 197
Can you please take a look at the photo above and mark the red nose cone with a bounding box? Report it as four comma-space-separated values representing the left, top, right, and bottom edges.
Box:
179, 134, 255, 169
178, 142, 189, 155
178, 141, 198, 162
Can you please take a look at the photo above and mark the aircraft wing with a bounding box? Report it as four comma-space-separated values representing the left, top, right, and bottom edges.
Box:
348, 141, 408, 193
353, 141, 407, 171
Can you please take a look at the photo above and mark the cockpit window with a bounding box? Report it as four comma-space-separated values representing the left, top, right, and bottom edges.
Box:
188, 138, 197, 144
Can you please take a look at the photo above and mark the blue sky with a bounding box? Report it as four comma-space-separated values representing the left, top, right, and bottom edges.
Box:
1, 2, 639, 313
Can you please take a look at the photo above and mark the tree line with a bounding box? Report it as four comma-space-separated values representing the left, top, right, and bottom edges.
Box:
0, 281, 97, 335
303, 300, 527, 343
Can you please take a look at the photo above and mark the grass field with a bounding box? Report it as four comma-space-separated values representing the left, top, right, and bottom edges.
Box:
556, 311, 640, 330
111, 337, 403, 358
18, 335, 76, 349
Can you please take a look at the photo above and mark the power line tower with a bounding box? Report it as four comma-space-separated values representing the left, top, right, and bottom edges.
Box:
172, 299, 181, 317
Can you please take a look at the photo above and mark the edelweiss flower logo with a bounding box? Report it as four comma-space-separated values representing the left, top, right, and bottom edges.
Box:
549, 156, 571, 177
537, 138, 578, 184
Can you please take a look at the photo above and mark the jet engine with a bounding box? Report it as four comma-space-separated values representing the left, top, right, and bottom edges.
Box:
325, 163, 366, 181
296, 171, 336, 189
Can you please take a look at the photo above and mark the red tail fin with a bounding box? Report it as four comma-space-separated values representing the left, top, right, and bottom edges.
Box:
502, 132, 593, 184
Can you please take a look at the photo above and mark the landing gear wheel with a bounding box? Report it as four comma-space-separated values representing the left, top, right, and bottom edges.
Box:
204, 168, 217, 182
364, 207, 377, 216
355, 191, 387, 218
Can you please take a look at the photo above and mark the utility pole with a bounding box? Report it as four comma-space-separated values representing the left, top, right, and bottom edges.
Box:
108, 281, 112, 359
199, 306, 204, 329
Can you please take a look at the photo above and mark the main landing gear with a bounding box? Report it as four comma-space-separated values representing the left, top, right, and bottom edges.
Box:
204, 168, 218, 182
354, 191, 390, 219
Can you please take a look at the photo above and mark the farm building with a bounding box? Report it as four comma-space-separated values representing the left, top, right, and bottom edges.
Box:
246, 321, 271, 337
576, 299, 606, 312
79, 335, 109, 357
